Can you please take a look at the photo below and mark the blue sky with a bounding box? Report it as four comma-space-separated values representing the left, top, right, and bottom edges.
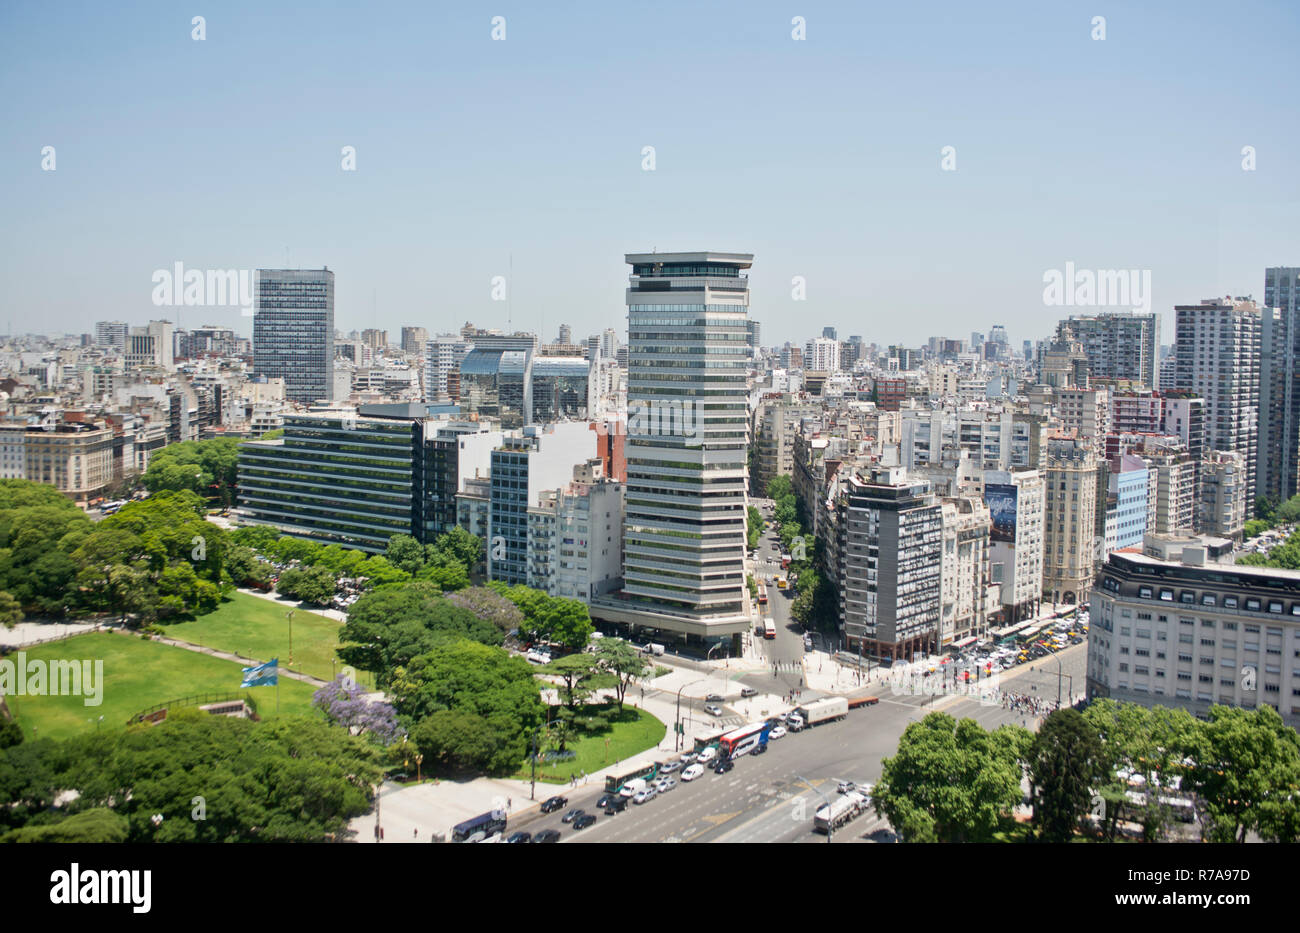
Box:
2, 0, 1297, 348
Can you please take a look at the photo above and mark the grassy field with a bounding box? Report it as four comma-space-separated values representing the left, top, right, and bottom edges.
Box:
4, 631, 320, 741
515, 704, 667, 784
160, 591, 374, 688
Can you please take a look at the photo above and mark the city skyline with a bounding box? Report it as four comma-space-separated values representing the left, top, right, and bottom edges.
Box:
3, 1, 1298, 344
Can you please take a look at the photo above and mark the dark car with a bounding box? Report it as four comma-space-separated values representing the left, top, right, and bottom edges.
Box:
532, 829, 562, 844
596, 793, 617, 809
714, 759, 735, 775
540, 795, 568, 813
505, 831, 532, 844
750, 743, 768, 756
573, 813, 598, 830
561, 808, 585, 824
605, 795, 629, 814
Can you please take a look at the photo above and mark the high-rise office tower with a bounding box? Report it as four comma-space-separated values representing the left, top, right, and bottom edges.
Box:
1174, 297, 1261, 505
1261, 268, 1300, 503
1042, 436, 1098, 606
822, 326, 837, 340
1057, 312, 1160, 389
557, 323, 572, 345
618, 251, 752, 635
95, 320, 128, 350
253, 268, 335, 404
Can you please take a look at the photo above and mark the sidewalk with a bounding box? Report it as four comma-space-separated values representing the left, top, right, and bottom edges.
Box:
236, 586, 347, 622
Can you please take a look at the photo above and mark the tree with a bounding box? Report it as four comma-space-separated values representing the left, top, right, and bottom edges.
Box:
411, 709, 513, 774
225, 546, 273, 589
537, 597, 594, 651
747, 505, 763, 550
594, 638, 651, 713
141, 438, 241, 507
765, 475, 794, 501
1030, 708, 1107, 842
0, 714, 382, 842
873, 713, 1031, 843
387, 639, 543, 768
541, 653, 608, 709
427, 527, 483, 574
1278, 493, 1300, 525
444, 586, 523, 635
1082, 699, 1199, 841
312, 675, 402, 745
1182, 704, 1300, 843
337, 584, 503, 684
3, 807, 129, 843
276, 565, 336, 605
385, 534, 425, 575
0, 590, 21, 629
414, 553, 470, 591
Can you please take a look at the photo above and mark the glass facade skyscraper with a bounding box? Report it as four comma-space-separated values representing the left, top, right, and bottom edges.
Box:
253, 268, 335, 404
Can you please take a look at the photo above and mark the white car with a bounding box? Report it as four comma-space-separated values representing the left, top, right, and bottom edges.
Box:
681, 763, 706, 781
633, 787, 657, 804
656, 778, 677, 793
659, 760, 681, 774
769, 726, 787, 739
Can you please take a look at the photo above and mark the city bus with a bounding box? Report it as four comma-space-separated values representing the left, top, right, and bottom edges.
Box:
757, 584, 768, 606
451, 809, 507, 842
718, 721, 773, 759
604, 761, 660, 795
763, 617, 776, 640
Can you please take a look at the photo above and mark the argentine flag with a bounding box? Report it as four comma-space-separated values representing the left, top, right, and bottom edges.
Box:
240, 659, 278, 688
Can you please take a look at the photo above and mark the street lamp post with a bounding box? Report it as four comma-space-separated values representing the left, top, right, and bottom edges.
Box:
285, 609, 295, 667
675, 677, 708, 753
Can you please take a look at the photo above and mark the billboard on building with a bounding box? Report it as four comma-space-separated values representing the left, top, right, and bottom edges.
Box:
985, 483, 1017, 542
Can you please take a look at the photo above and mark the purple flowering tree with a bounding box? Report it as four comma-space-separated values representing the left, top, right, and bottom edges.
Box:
312, 674, 403, 745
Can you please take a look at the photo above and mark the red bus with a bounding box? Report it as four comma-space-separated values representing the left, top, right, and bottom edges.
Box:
718, 721, 773, 759
757, 584, 768, 605
763, 618, 776, 640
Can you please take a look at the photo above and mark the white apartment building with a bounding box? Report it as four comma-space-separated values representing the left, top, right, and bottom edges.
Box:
984, 468, 1045, 624
805, 337, 841, 373
1089, 535, 1300, 731
939, 496, 995, 646
527, 459, 625, 601
1174, 298, 1261, 504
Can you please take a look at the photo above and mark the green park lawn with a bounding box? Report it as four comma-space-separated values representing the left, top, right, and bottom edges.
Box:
160, 590, 374, 688
515, 703, 667, 785
4, 631, 320, 741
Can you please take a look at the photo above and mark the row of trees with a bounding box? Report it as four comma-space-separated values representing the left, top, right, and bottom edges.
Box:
0, 480, 226, 623
765, 475, 837, 632
0, 711, 382, 842
1237, 526, 1300, 571
874, 700, 1300, 843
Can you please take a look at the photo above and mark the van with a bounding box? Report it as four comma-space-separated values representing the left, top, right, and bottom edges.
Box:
643, 643, 665, 656
697, 747, 718, 764
619, 778, 648, 799
740, 686, 758, 698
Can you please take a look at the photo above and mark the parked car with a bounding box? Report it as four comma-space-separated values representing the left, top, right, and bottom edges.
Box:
561, 808, 585, 824
505, 831, 532, 844
532, 829, 561, 843
704, 704, 723, 717
540, 795, 567, 813
573, 813, 597, 830
682, 763, 706, 781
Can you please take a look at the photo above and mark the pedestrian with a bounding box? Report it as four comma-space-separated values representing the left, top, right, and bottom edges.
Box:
507, 797, 512, 811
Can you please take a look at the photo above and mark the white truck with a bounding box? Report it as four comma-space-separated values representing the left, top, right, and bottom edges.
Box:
619, 778, 649, 798
797, 696, 849, 727
814, 790, 869, 833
